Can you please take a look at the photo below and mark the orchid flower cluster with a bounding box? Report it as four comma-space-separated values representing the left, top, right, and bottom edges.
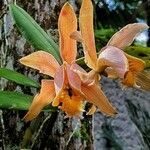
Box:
19, 0, 149, 122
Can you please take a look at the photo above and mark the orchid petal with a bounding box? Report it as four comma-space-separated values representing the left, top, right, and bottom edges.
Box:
23, 80, 55, 122
107, 23, 149, 49
54, 65, 65, 97
135, 71, 150, 91
86, 105, 96, 115
71, 63, 87, 74
19, 51, 60, 77
104, 67, 119, 79
81, 82, 117, 116
79, 0, 97, 70
125, 53, 145, 72
66, 64, 81, 92
59, 94, 84, 117
53, 65, 65, 106
122, 71, 135, 87
119, 54, 145, 87
98, 46, 128, 78
70, 63, 95, 84
58, 2, 77, 64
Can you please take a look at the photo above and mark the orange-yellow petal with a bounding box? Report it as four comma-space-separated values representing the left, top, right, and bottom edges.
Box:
104, 67, 119, 79
135, 71, 150, 91
53, 65, 65, 106
70, 63, 87, 74
66, 64, 81, 92
58, 2, 77, 64
19, 51, 60, 77
86, 105, 96, 115
81, 82, 117, 116
122, 71, 135, 87
122, 54, 145, 87
125, 53, 145, 73
79, 0, 97, 70
98, 46, 129, 78
69, 63, 95, 84
54, 65, 65, 96
59, 93, 84, 117
107, 23, 149, 49
23, 80, 55, 122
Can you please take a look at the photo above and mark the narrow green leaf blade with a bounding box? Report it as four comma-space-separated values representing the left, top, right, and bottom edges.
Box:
0, 68, 40, 88
0, 91, 57, 111
0, 91, 32, 110
9, 4, 62, 64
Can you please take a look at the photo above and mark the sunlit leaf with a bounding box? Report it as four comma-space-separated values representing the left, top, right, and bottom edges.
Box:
0, 91, 32, 110
9, 4, 62, 64
0, 91, 56, 111
95, 28, 115, 39
0, 68, 40, 88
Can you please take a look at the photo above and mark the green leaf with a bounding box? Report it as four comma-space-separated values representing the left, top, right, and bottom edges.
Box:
0, 91, 57, 111
95, 28, 115, 39
0, 91, 33, 110
9, 4, 62, 64
95, 28, 116, 49
0, 68, 40, 88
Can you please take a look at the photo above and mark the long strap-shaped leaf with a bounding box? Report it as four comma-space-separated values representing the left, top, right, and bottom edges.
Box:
9, 4, 62, 64
0, 68, 40, 88
0, 91, 56, 111
0, 91, 33, 110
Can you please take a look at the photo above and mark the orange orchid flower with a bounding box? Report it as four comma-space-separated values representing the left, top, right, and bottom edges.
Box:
72, 0, 149, 88
106, 24, 149, 88
19, 3, 117, 122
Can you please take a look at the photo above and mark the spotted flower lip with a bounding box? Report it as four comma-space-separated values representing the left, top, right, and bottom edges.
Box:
19, 2, 116, 122
73, 0, 149, 88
